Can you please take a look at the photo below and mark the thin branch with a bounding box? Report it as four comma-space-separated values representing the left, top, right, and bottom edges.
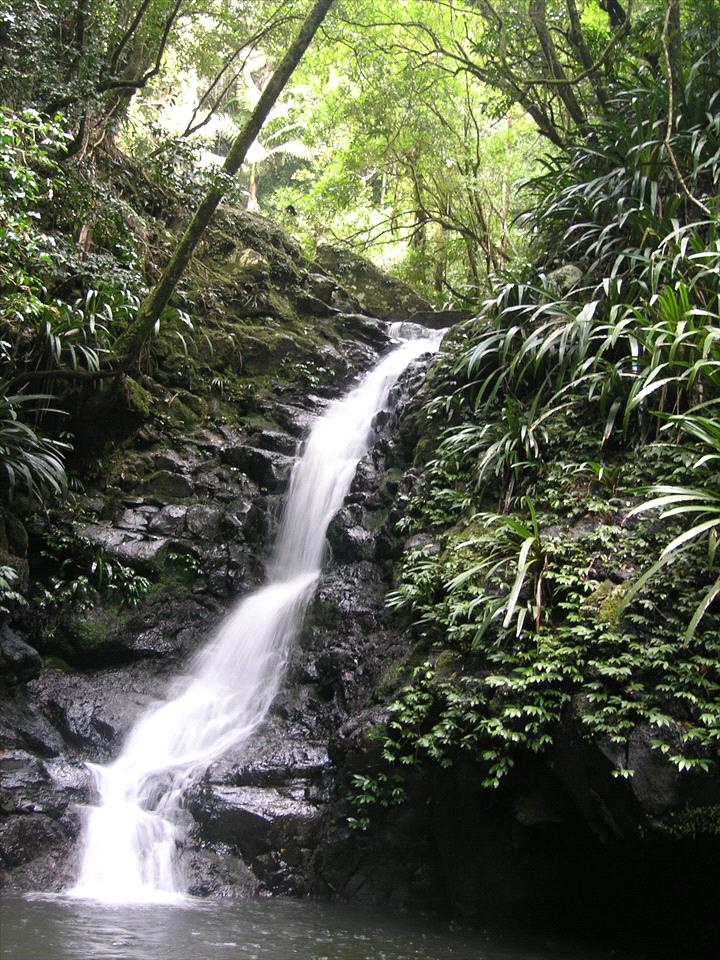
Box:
528, 0, 585, 125
101, 0, 184, 94
109, 0, 154, 76
565, 0, 608, 107
661, 2, 711, 217
181, 11, 298, 135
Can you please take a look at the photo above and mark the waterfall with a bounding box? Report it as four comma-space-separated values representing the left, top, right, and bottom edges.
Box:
69, 330, 442, 905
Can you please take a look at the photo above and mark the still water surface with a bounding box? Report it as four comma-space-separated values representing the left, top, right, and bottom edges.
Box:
2, 894, 642, 960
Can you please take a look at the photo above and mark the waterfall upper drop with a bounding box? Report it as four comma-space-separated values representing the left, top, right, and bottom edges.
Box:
69, 329, 442, 905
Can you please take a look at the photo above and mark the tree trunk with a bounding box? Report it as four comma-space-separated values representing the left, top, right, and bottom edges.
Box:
664, 0, 684, 113
565, 0, 608, 109
116, 0, 335, 372
528, 0, 586, 127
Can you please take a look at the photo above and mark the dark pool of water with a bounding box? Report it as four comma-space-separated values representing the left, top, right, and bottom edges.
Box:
1, 893, 648, 960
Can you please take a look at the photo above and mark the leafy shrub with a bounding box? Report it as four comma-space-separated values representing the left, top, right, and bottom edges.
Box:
0, 564, 27, 616
352, 45, 720, 822
0, 390, 68, 501
34, 524, 151, 621
0, 108, 150, 512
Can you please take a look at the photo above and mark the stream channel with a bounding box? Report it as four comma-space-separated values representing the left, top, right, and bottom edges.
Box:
1, 893, 650, 960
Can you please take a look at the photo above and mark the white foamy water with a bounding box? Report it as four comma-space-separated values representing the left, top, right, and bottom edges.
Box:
69, 331, 442, 905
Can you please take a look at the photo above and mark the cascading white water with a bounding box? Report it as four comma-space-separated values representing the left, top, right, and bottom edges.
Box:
69, 329, 442, 905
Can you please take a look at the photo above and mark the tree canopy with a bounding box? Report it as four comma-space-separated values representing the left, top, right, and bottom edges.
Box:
6, 0, 713, 304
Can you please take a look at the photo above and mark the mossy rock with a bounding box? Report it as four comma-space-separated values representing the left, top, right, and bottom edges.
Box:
177, 392, 207, 419
367, 508, 389, 532
584, 580, 629, 626
316, 243, 431, 319
155, 549, 203, 591
199, 330, 243, 373
435, 649, 462, 677
163, 396, 200, 427
600, 591, 629, 627
121, 376, 153, 419
42, 655, 73, 672
140, 470, 193, 500
72, 618, 110, 652
376, 661, 407, 697
106, 451, 152, 490
230, 247, 271, 279
238, 412, 282, 432
0, 510, 28, 558
543, 263, 583, 296
266, 290, 300, 326
414, 436, 437, 467
242, 332, 299, 375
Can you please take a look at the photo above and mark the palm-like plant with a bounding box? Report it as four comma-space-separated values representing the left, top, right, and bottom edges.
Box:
436, 53, 720, 649
618, 485, 720, 642
0, 391, 68, 500
446, 497, 546, 640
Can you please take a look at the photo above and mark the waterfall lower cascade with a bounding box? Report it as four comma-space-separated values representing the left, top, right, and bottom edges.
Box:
69, 329, 442, 905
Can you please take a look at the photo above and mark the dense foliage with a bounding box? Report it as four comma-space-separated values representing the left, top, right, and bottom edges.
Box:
1, 0, 720, 828
9, 1, 689, 303
350, 17, 720, 825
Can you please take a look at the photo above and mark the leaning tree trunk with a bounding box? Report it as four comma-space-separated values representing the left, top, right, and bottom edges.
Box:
664, 0, 683, 113
528, 0, 586, 127
116, 0, 335, 372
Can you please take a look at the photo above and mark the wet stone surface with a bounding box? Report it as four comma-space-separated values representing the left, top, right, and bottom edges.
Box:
0, 321, 434, 898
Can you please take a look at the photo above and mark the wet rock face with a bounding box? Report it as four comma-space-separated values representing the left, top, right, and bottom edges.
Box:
316, 245, 432, 321
0, 627, 42, 684
184, 726, 333, 894
221, 445, 295, 492
0, 313, 418, 893
174, 359, 439, 899
326, 507, 377, 563
0, 746, 88, 887
23, 664, 179, 760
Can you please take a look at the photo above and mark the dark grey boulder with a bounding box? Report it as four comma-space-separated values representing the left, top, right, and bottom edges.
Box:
268, 402, 316, 438
139, 470, 193, 500
0, 812, 70, 870
307, 272, 336, 304
152, 449, 200, 474
337, 313, 390, 347
0, 750, 89, 818
207, 735, 330, 789
327, 507, 376, 562
79, 522, 169, 571
25, 665, 167, 759
189, 783, 320, 865
0, 628, 42, 684
183, 845, 262, 898
249, 429, 298, 456
185, 504, 224, 540
221, 445, 295, 492
148, 504, 188, 536
294, 290, 335, 316
115, 504, 158, 532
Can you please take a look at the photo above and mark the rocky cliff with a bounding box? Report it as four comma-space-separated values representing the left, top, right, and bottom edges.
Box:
1, 208, 718, 955
0, 206, 443, 899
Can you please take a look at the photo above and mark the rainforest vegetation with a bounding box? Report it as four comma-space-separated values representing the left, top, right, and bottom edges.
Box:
2, 0, 720, 847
